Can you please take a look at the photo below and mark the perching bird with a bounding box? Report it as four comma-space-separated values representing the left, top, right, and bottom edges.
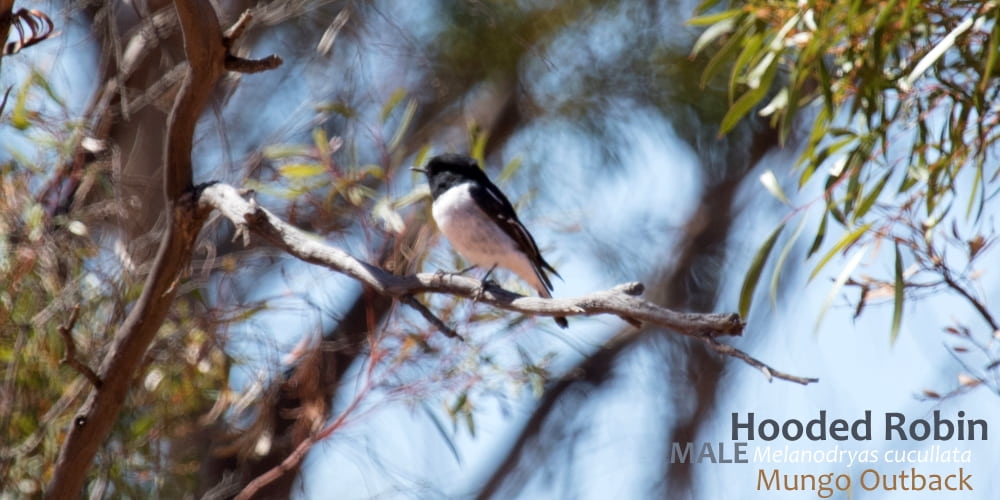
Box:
415, 153, 568, 328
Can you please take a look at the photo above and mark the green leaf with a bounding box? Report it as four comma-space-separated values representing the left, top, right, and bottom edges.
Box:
464, 411, 476, 437
279, 163, 326, 178
412, 144, 432, 172
809, 222, 872, 282
263, 144, 312, 159
759, 169, 790, 204
692, 18, 736, 56
423, 402, 462, 464
770, 214, 808, 305
688, 8, 742, 27
965, 163, 983, 220
388, 99, 417, 150
31, 70, 64, 107
807, 211, 828, 258
497, 157, 523, 184
11, 79, 32, 130
380, 88, 407, 123
739, 222, 785, 319
700, 21, 752, 89
720, 83, 767, 135
728, 31, 764, 96
978, 8, 1000, 94
890, 243, 904, 345
316, 100, 356, 119
313, 128, 331, 159
852, 168, 893, 222
720, 55, 777, 134
470, 130, 489, 165
815, 244, 870, 334
694, 0, 726, 13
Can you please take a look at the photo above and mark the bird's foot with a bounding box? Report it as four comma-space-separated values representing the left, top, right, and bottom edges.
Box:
473, 264, 500, 301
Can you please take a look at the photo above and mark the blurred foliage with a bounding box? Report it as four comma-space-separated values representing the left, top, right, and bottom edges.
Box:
696, 1, 1000, 391
0, 78, 229, 496
0, 0, 754, 491
19, 0, 997, 496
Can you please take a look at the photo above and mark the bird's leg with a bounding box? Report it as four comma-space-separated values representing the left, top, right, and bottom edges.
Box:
474, 264, 499, 301
480, 264, 498, 284
456, 264, 478, 275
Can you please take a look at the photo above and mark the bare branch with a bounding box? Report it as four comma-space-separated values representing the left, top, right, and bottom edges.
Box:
700, 337, 819, 385
197, 182, 817, 386
401, 294, 463, 340
57, 305, 102, 389
939, 267, 999, 332
198, 182, 746, 338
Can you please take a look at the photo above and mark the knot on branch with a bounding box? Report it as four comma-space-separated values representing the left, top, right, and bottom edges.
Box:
222, 10, 283, 74
612, 281, 645, 296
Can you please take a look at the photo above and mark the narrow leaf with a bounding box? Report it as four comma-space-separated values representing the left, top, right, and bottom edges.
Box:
380, 88, 407, 123
807, 211, 828, 258
770, 214, 808, 305
688, 8, 742, 27
720, 84, 766, 135
422, 402, 462, 464
739, 222, 785, 319
815, 244, 870, 334
759, 169, 790, 204
263, 144, 312, 159
901, 16, 974, 91
313, 128, 331, 159
852, 168, 893, 221
389, 99, 417, 150
279, 163, 326, 178
809, 222, 872, 282
700, 21, 751, 89
890, 243, 904, 344
692, 18, 736, 56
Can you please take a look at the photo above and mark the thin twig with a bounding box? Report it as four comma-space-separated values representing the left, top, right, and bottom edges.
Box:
401, 295, 464, 340
939, 268, 999, 332
701, 337, 819, 385
234, 375, 371, 500
57, 305, 102, 389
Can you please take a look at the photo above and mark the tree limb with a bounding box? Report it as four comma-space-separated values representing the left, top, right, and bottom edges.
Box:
197, 182, 816, 379
199, 183, 744, 338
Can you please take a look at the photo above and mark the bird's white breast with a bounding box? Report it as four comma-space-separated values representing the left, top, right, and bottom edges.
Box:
431, 182, 544, 293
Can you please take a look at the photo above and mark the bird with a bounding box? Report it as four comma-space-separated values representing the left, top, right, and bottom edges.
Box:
414, 153, 568, 328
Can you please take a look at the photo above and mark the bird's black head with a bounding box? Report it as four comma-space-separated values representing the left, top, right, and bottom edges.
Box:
419, 154, 491, 199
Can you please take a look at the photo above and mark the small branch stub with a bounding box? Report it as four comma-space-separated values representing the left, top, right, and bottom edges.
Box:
57, 305, 102, 389
222, 10, 283, 73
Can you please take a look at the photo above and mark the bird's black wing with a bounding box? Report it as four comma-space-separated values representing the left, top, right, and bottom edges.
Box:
468, 180, 559, 291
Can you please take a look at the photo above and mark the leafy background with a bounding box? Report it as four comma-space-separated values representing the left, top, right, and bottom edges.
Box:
2, 0, 999, 498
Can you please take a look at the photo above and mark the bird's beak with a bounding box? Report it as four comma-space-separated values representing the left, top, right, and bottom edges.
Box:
410, 166, 426, 173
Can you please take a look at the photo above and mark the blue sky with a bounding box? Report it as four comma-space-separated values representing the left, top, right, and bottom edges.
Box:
4, 1, 998, 498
